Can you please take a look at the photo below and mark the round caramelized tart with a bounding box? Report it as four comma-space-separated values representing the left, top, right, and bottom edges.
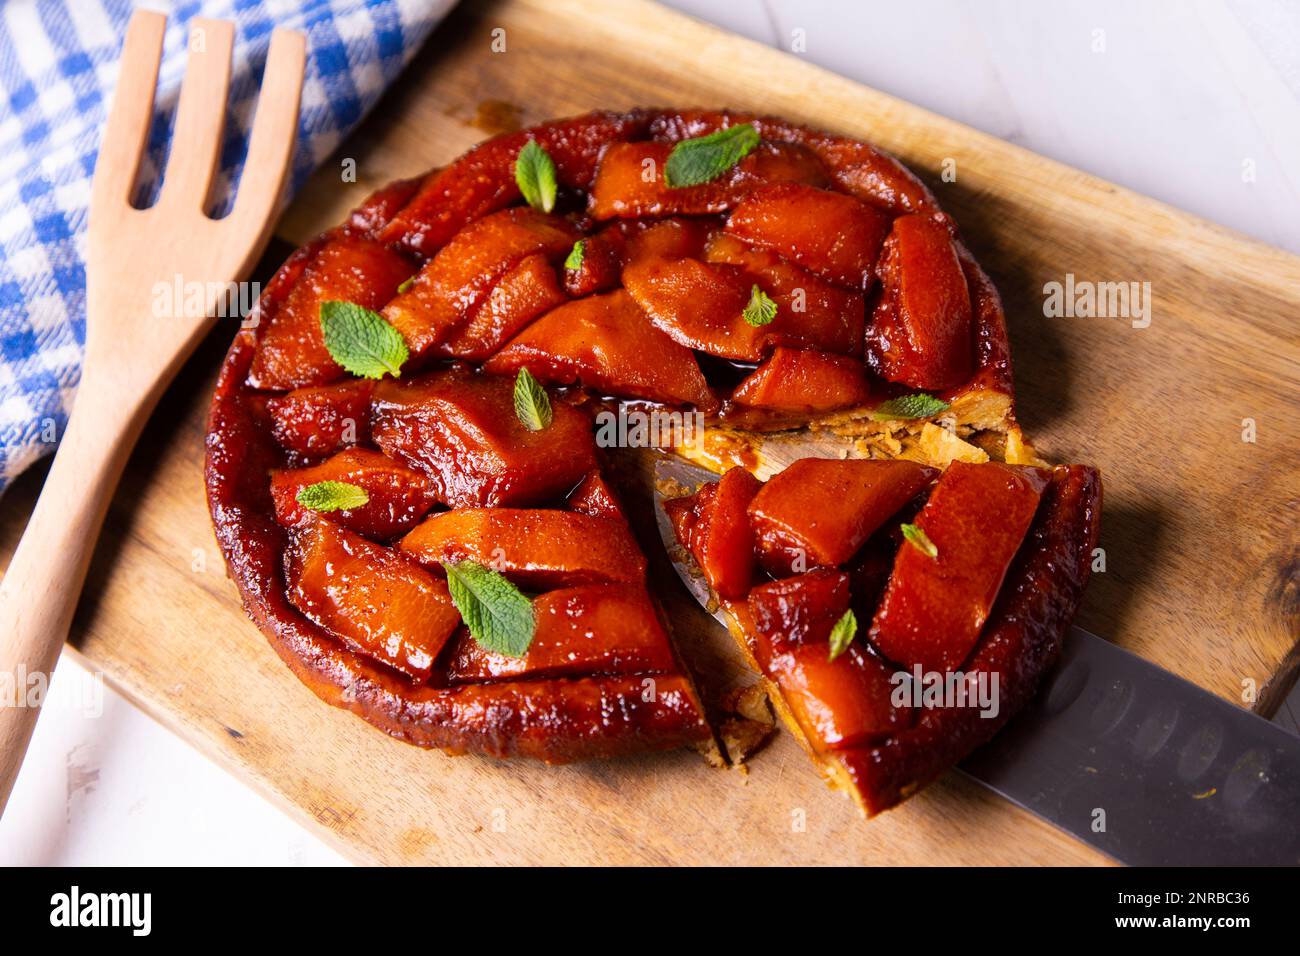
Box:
206, 109, 1033, 763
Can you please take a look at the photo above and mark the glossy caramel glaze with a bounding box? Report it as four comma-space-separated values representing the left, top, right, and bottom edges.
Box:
287, 518, 460, 682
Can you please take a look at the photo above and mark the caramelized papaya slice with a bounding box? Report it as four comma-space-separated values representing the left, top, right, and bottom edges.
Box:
380, 111, 646, 253
871, 461, 1049, 673
566, 469, 627, 523
704, 234, 864, 355
623, 257, 759, 360
803, 132, 937, 215
589, 140, 828, 219
438, 253, 567, 360
382, 208, 578, 357
370, 365, 596, 507
399, 508, 646, 589
445, 584, 677, 682
768, 644, 912, 750
347, 175, 425, 237
249, 235, 413, 390
483, 290, 717, 412
748, 459, 937, 573
731, 347, 871, 413
726, 183, 890, 289
743, 570, 911, 750
287, 519, 460, 682
866, 214, 974, 390
625, 241, 862, 361
676, 467, 762, 600
265, 378, 374, 456
748, 569, 851, 652
621, 254, 857, 361
560, 218, 712, 298
623, 217, 712, 266
270, 448, 438, 540
664, 481, 712, 557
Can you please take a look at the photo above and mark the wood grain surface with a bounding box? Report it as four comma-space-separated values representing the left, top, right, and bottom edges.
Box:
2, 0, 1297, 865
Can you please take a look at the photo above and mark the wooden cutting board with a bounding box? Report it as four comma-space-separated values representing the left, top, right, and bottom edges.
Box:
2, 0, 1297, 866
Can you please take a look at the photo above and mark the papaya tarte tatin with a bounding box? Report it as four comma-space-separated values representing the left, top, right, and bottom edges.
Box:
205, 109, 1100, 806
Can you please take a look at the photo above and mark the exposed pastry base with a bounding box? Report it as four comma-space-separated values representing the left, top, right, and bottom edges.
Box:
674, 388, 1038, 479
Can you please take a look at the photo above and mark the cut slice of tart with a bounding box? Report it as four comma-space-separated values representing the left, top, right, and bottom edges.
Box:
661, 458, 1101, 815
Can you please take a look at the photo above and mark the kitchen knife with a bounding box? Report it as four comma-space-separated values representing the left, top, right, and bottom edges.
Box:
652, 455, 1300, 866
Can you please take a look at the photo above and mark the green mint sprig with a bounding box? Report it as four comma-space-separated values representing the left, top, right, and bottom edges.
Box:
664, 123, 760, 188
741, 285, 777, 327
513, 367, 553, 431
443, 560, 536, 658
827, 609, 859, 662
296, 480, 369, 513
870, 393, 951, 421
901, 523, 939, 560
515, 140, 558, 213
564, 239, 585, 271
319, 301, 408, 379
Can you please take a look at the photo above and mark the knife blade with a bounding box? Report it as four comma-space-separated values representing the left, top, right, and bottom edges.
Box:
961, 628, 1300, 865
652, 455, 1300, 865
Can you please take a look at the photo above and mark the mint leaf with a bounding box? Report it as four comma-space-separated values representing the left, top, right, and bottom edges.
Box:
741, 285, 777, 327
564, 239, 585, 271
664, 123, 760, 188
513, 367, 552, 431
515, 140, 557, 213
901, 523, 939, 560
827, 609, 858, 662
296, 480, 369, 513
442, 560, 535, 657
871, 393, 951, 421
319, 300, 408, 379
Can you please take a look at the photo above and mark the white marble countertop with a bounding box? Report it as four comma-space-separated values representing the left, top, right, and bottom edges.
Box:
2, 0, 1297, 866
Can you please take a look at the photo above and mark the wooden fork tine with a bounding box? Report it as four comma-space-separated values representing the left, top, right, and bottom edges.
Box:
159, 17, 234, 212
89, 10, 166, 216
228, 29, 307, 237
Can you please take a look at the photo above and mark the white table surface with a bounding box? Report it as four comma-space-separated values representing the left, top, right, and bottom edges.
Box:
2, 0, 1297, 866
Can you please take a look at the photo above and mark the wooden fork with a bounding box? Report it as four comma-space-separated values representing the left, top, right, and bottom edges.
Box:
0, 11, 304, 813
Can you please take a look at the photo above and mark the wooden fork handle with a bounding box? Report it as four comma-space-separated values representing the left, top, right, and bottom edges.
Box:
0, 376, 153, 812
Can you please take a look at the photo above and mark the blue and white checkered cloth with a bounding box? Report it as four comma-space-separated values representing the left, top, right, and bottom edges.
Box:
0, 0, 453, 494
